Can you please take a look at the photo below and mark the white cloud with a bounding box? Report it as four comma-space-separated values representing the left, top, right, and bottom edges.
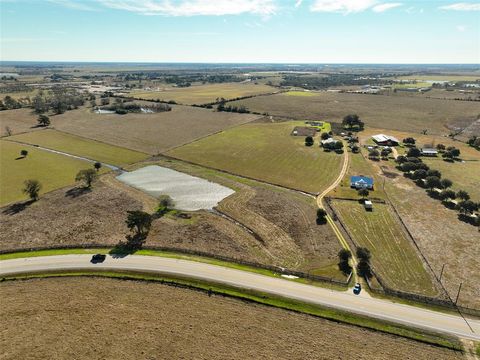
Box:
310, 0, 377, 13
372, 2, 402, 12
456, 25, 467, 31
97, 0, 277, 16
48, 0, 96, 11
439, 3, 480, 11
295, 0, 303, 8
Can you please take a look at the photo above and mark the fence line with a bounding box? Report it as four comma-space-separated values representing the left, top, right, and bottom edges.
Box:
0, 244, 351, 286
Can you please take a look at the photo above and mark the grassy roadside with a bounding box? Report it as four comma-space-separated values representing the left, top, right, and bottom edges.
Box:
0, 248, 348, 291
0, 270, 463, 352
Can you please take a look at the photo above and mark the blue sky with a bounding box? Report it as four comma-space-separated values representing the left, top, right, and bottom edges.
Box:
1, 0, 479, 63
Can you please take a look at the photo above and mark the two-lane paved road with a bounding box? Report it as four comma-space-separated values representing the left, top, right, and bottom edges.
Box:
1, 254, 479, 341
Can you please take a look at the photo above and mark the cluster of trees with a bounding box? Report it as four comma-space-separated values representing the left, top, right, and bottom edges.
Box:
338, 249, 352, 275
0, 96, 22, 110
280, 74, 387, 90
467, 136, 480, 150
342, 114, 364, 131
103, 99, 171, 114
356, 247, 372, 279
369, 146, 393, 161
217, 101, 249, 113
32, 88, 86, 115
396, 152, 479, 225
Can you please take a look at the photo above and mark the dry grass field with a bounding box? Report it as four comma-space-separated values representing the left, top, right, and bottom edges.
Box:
129, 82, 276, 104
8, 129, 149, 167
0, 108, 42, 136
383, 175, 480, 309
228, 91, 480, 136
0, 277, 464, 360
0, 140, 106, 206
49, 105, 260, 154
0, 178, 143, 251
332, 200, 438, 296
168, 121, 343, 194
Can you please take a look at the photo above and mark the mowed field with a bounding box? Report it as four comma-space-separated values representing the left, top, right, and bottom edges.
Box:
50, 105, 261, 154
332, 200, 438, 296
8, 129, 149, 167
129, 82, 276, 104
0, 278, 463, 360
168, 121, 343, 194
0, 140, 105, 206
228, 91, 480, 135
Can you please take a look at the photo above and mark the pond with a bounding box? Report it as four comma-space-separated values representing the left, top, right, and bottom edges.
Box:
116, 165, 235, 211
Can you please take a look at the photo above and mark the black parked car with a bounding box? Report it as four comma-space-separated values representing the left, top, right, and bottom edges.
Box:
91, 254, 106, 263
353, 283, 362, 295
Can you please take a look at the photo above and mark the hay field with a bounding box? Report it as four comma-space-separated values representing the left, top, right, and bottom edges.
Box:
9, 129, 149, 167
50, 105, 260, 154
332, 200, 438, 296
0, 278, 462, 360
129, 82, 276, 104
168, 121, 343, 194
0, 140, 105, 206
228, 91, 480, 135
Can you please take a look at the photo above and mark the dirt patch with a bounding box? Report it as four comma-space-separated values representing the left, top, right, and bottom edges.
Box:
0, 277, 463, 360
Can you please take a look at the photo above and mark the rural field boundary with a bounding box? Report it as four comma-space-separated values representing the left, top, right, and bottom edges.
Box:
0, 244, 352, 286
324, 197, 480, 317
159, 154, 318, 197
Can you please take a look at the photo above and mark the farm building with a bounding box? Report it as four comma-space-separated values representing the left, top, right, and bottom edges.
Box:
291, 126, 317, 137
421, 148, 438, 156
350, 176, 374, 190
321, 137, 340, 147
372, 134, 400, 146
364, 200, 373, 210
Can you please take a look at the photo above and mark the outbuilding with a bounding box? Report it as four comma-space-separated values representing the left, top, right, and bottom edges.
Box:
364, 200, 373, 210
372, 134, 400, 146
421, 148, 438, 156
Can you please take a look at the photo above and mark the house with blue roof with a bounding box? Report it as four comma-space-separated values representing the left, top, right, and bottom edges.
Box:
350, 176, 374, 190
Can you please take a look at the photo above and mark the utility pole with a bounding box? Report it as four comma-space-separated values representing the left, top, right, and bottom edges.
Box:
439, 264, 445, 282
455, 282, 463, 305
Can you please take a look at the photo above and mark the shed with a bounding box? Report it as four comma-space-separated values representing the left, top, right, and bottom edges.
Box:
372, 134, 399, 146
350, 176, 374, 190
364, 200, 373, 210
421, 148, 438, 156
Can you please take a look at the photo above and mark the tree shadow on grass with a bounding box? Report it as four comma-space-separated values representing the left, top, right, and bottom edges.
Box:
109, 234, 146, 258
65, 186, 91, 199
2, 199, 35, 215
458, 214, 479, 227
15, 156, 26, 160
